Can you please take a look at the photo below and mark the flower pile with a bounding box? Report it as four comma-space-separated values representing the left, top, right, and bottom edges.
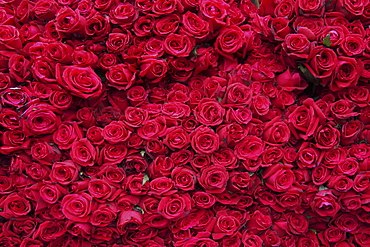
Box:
0, 0, 370, 246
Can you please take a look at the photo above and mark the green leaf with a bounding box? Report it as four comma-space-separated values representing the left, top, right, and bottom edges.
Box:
0, 208, 3, 212
142, 174, 149, 186
360, 139, 368, 144
298, 64, 319, 84
133, 206, 145, 214
217, 97, 222, 102
251, 0, 260, 8
309, 229, 317, 234
140, 150, 146, 157
306, 215, 313, 219
319, 185, 328, 191
248, 172, 254, 176
323, 34, 332, 47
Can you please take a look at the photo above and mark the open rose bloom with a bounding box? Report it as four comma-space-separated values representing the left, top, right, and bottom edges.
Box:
1, 0, 370, 246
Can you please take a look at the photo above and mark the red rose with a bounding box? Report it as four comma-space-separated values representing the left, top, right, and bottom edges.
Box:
329, 56, 362, 91
50, 160, 79, 185
90, 205, 117, 227
246, 210, 272, 231
212, 210, 241, 240
70, 138, 97, 167
198, 165, 228, 193
53, 122, 83, 150
263, 163, 295, 192
181, 11, 210, 40
106, 63, 137, 91
158, 194, 192, 220
0, 25, 22, 50
61, 193, 96, 222
262, 117, 290, 146
311, 190, 340, 217
192, 192, 216, 208
22, 103, 61, 136
172, 166, 196, 191
234, 136, 264, 160
215, 26, 245, 57
282, 34, 311, 59
106, 31, 132, 53
55, 7, 86, 33
0, 193, 31, 218
33, 221, 66, 242
315, 122, 340, 149
190, 126, 219, 154
164, 33, 195, 57
56, 64, 103, 99
109, 3, 138, 26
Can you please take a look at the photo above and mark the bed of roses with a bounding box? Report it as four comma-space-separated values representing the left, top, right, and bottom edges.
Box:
0, 0, 370, 246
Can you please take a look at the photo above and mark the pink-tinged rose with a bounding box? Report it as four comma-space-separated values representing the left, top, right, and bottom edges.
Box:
234, 136, 264, 160
310, 190, 340, 217
276, 69, 308, 91
158, 194, 192, 220
61, 193, 95, 222
70, 138, 97, 167
190, 126, 219, 154
56, 64, 103, 99
263, 163, 295, 192
198, 165, 228, 193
